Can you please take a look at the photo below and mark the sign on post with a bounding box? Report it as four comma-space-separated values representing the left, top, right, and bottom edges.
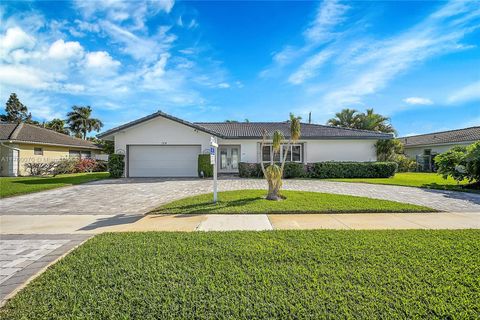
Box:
210, 137, 218, 203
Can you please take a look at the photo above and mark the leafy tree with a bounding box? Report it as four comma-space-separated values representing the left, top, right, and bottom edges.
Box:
327, 108, 395, 134
327, 108, 359, 129
435, 146, 469, 182
260, 113, 301, 200
45, 118, 69, 135
87, 137, 114, 154
375, 139, 404, 161
0, 93, 32, 123
66, 106, 103, 140
225, 120, 239, 123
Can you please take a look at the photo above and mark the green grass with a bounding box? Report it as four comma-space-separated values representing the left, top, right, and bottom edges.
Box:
329, 172, 476, 192
2, 230, 479, 319
0, 172, 110, 198
151, 189, 434, 214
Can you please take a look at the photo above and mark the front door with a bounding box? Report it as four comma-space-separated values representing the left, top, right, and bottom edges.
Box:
218, 146, 240, 173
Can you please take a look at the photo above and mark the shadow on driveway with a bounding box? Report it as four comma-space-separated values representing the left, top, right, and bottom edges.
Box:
78, 214, 143, 231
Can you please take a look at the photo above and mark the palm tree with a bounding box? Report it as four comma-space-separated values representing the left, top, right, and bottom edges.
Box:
260, 113, 301, 200
45, 118, 69, 135
327, 108, 359, 128
66, 106, 103, 139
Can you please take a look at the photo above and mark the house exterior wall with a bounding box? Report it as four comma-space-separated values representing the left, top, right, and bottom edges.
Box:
404, 141, 474, 159
304, 140, 377, 162
0, 142, 100, 176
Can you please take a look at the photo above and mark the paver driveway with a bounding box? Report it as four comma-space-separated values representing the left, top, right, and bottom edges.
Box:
1, 177, 480, 214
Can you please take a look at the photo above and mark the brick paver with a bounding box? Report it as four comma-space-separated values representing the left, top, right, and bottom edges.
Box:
1, 177, 479, 214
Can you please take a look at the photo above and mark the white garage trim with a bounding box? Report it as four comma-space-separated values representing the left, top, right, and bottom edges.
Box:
127, 144, 201, 178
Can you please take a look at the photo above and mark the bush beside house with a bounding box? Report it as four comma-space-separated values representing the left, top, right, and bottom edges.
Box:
198, 154, 213, 178
108, 154, 125, 178
239, 161, 397, 179
435, 141, 480, 186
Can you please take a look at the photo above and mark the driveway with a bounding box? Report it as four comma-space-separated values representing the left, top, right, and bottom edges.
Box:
1, 177, 480, 215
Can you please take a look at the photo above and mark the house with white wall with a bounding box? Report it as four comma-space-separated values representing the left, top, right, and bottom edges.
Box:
98, 111, 393, 177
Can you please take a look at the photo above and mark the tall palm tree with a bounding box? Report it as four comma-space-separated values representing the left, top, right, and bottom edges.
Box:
327, 108, 360, 128
260, 113, 301, 200
66, 106, 103, 139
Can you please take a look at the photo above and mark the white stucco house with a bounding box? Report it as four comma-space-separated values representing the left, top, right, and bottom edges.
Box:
98, 111, 393, 178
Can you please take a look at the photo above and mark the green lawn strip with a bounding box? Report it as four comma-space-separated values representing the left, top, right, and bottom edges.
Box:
0, 172, 110, 198
151, 189, 434, 214
2, 230, 478, 319
328, 172, 476, 193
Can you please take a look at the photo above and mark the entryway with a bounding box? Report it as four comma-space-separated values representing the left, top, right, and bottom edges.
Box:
218, 145, 240, 173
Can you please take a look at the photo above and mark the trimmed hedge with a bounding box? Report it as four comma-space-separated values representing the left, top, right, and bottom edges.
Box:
239, 161, 397, 179
108, 154, 125, 178
198, 154, 213, 178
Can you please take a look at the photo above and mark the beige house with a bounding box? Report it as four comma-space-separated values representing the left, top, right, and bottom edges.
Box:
0, 122, 102, 176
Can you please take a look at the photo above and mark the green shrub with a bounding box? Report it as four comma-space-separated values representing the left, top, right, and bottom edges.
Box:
198, 154, 213, 178
308, 162, 397, 179
51, 158, 78, 176
435, 146, 468, 182
435, 142, 480, 183
393, 154, 417, 172
108, 154, 125, 178
283, 162, 306, 178
238, 162, 263, 178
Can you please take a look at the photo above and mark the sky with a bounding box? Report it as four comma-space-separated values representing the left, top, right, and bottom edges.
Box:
0, 0, 479, 137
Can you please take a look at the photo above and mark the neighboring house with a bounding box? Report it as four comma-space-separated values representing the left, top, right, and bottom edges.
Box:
399, 126, 480, 158
0, 122, 102, 176
98, 111, 392, 178
398, 126, 480, 171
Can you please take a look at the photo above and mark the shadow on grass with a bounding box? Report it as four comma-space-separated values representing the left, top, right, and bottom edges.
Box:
154, 196, 263, 214
9, 175, 107, 186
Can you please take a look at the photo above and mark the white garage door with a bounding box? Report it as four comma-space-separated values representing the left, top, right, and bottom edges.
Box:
128, 145, 201, 177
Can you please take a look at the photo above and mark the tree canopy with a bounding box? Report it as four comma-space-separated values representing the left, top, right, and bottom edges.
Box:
67, 106, 104, 140
0, 93, 32, 123
327, 108, 395, 134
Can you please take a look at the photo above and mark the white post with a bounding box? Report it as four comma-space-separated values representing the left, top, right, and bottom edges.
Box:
210, 137, 219, 203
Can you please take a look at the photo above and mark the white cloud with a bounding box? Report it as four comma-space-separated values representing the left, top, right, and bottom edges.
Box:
447, 81, 480, 104
48, 39, 84, 60
217, 82, 230, 89
0, 27, 36, 58
304, 0, 350, 43
0, 65, 54, 89
288, 50, 332, 84
84, 51, 121, 73
403, 97, 433, 105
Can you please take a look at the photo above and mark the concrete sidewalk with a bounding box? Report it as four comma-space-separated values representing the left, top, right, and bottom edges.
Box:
3, 212, 478, 234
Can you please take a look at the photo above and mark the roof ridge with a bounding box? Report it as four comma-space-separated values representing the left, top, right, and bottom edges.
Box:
9, 122, 24, 140
398, 126, 480, 139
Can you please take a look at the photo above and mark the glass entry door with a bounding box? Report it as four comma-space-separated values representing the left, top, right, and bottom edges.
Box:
218, 146, 240, 173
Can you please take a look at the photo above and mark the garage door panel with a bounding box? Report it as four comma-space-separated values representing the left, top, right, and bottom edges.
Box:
128, 145, 200, 177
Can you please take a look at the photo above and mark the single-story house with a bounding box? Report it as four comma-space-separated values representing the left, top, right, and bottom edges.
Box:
0, 122, 102, 176
399, 126, 480, 159
98, 111, 392, 178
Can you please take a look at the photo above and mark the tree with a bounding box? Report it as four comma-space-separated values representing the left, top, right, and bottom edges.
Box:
327, 108, 359, 129
0, 93, 32, 123
260, 113, 301, 200
45, 118, 69, 135
327, 108, 395, 134
66, 106, 103, 140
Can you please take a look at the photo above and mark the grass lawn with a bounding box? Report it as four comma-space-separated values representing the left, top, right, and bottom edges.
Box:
0, 172, 110, 198
328, 172, 476, 193
2, 230, 479, 319
151, 189, 434, 214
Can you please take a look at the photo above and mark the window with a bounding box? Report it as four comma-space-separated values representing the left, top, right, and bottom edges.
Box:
34, 147, 43, 156
81, 151, 91, 158
424, 149, 432, 156
261, 144, 302, 163
69, 150, 81, 158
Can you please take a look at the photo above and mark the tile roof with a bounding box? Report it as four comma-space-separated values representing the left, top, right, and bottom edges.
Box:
98, 111, 393, 140
0, 122, 101, 149
195, 122, 393, 139
399, 126, 480, 147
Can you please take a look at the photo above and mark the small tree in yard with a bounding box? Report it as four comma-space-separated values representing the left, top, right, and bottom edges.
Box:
260, 113, 301, 200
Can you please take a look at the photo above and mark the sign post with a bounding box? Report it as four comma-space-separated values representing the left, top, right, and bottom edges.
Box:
210, 137, 218, 203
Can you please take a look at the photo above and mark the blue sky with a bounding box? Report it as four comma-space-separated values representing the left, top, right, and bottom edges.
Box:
1, 0, 479, 137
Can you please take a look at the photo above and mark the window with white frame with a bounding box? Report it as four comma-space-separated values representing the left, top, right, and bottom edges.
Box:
261, 144, 302, 163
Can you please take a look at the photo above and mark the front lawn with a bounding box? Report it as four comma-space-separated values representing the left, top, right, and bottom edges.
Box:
2, 230, 478, 319
151, 189, 434, 214
0, 172, 110, 198
329, 172, 476, 192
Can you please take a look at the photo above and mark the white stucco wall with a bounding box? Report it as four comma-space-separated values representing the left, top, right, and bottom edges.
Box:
305, 140, 377, 162
217, 139, 258, 163
404, 142, 474, 159
114, 116, 212, 153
